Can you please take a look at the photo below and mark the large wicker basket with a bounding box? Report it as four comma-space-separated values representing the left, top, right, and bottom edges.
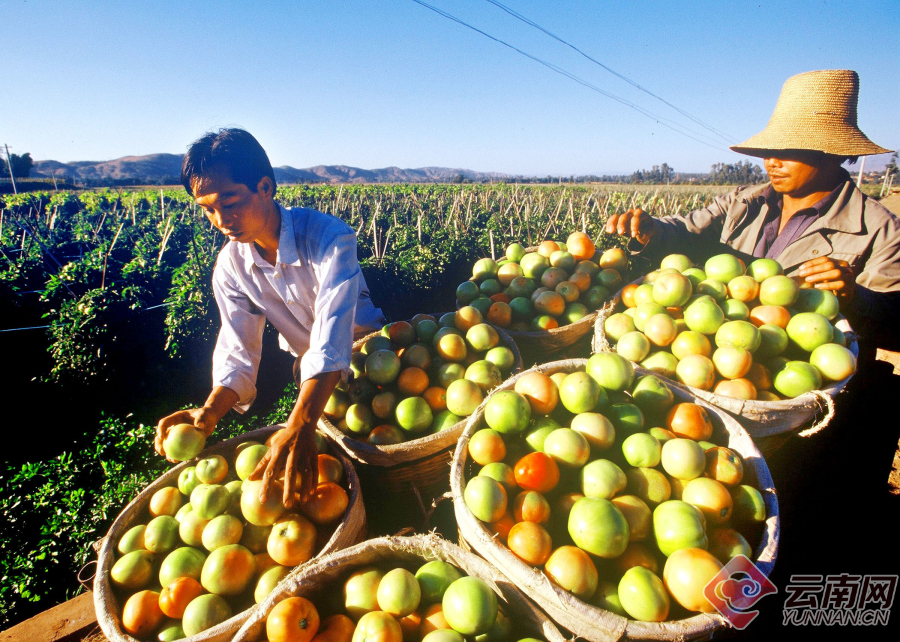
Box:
233, 534, 568, 642
593, 280, 859, 455
94, 425, 366, 642
452, 360, 779, 642
319, 321, 522, 507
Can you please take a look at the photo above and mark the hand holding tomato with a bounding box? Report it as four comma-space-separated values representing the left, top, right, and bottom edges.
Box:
154, 395, 235, 463
249, 422, 317, 510
797, 256, 855, 300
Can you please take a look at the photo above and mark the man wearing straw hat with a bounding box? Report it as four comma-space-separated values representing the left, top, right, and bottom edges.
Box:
608, 71, 900, 612
606, 69, 897, 344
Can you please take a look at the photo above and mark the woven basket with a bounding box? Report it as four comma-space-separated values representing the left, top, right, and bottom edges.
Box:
452, 359, 779, 642
458, 246, 619, 364
232, 534, 568, 642
94, 425, 366, 642
593, 281, 859, 455
318, 321, 522, 505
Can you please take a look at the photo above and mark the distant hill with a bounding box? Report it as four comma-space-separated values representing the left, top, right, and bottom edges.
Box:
32, 154, 510, 185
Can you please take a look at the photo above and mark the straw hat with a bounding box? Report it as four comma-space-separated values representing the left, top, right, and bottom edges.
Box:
730, 69, 891, 157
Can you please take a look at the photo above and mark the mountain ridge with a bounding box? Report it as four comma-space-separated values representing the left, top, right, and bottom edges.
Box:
31, 154, 511, 184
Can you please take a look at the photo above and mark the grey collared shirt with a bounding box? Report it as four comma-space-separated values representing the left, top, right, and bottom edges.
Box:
752, 178, 849, 259
211, 205, 385, 412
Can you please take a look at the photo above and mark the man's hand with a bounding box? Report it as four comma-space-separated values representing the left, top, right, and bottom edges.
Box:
248, 424, 318, 509
605, 208, 658, 246
154, 386, 239, 462
798, 256, 856, 300
155, 407, 220, 463
248, 371, 341, 510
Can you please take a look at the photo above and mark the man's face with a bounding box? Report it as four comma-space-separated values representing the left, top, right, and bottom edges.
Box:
192, 167, 274, 243
763, 151, 842, 197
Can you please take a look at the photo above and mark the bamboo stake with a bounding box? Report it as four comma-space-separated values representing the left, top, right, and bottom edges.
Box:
100, 220, 126, 290
489, 229, 495, 260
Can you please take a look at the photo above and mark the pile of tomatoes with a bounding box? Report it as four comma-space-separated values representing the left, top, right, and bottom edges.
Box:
262, 558, 548, 642
454, 234, 624, 332
109, 430, 352, 640
603, 252, 857, 400
461, 355, 768, 622
323, 315, 518, 445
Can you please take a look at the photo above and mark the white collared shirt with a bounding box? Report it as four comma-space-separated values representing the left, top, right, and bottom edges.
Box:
211, 204, 384, 412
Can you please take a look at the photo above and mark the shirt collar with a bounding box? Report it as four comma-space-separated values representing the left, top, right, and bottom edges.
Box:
275, 204, 303, 268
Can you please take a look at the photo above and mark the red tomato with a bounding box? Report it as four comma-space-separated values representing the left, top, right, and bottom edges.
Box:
513, 452, 560, 493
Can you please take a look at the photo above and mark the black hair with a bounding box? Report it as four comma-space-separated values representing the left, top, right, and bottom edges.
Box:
181, 128, 277, 197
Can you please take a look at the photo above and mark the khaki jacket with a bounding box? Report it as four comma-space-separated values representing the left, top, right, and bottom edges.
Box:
634, 179, 900, 294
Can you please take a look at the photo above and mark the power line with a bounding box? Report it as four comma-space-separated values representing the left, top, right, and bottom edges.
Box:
482, 0, 735, 144
409, 0, 728, 151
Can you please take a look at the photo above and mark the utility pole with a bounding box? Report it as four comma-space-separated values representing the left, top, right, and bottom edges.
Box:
3, 145, 17, 195
856, 156, 866, 188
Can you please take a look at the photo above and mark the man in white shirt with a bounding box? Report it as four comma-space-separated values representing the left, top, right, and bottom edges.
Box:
155, 128, 384, 508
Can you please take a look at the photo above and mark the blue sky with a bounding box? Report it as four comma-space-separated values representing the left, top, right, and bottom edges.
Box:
2, 0, 897, 175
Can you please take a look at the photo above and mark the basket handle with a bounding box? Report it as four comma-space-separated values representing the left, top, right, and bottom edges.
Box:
78, 560, 98, 593
796, 391, 836, 438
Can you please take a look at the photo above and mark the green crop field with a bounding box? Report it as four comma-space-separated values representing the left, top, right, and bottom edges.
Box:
0, 182, 729, 627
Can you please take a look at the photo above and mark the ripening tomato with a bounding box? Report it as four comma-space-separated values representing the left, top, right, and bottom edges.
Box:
268, 597, 321, 642
665, 403, 714, 441
663, 548, 724, 613
507, 521, 552, 566
513, 452, 560, 493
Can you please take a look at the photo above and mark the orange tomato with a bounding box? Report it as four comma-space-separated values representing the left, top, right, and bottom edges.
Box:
122, 590, 164, 638
489, 293, 512, 304
749, 305, 791, 329
512, 490, 551, 524
418, 603, 451, 637
397, 611, 423, 642
538, 240, 561, 257
486, 302, 512, 327
468, 429, 506, 466
568, 272, 592, 293
744, 362, 772, 391
566, 232, 596, 261
351, 611, 403, 642
682, 478, 733, 526
317, 454, 344, 485
268, 514, 317, 566
514, 452, 560, 493
544, 545, 599, 599
268, 596, 321, 642
704, 447, 744, 486
663, 548, 724, 613
507, 521, 552, 566
614, 541, 660, 575
397, 367, 430, 396
159, 576, 204, 618
300, 482, 349, 526
487, 511, 516, 543
312, 614, 355, 642
621, 283, 639, 308
513, 372, 559, 415
666, 403, 714, 441
422, 386, 448, 412
455, 307, 484, 332
713, 378, 758, 400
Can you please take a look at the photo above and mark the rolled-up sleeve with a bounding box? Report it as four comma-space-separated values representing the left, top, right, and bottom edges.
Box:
298, 232, 361, 384
211, 257, 266, 412
629, 188, 740, 265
